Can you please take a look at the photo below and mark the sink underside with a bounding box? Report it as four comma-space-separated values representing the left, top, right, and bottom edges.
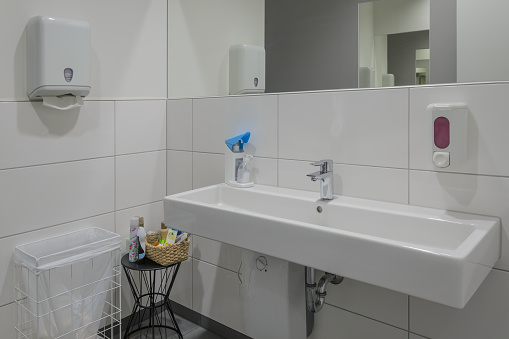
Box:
164, 184, 500, 308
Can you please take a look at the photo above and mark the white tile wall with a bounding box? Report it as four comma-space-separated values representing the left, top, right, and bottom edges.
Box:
167, 150, 193, 195
410, 269, 509, 339
115, 100, 166, 155
192, 259, 245, 334
278, 88, 409, 168
115, 151, 166, 210
0, 101, 114, 169
192, 152, 224, 189
247, 157, 278, 186
0, 303, 16, 339
278, 159, 409, 203
192, 236, 242, 272
192, 95, 278, 157
167, 99, 193, 151
409, 83, 509, 176
170, 258, 193, 309
323, 276, 408, 329
0, 158, 115, 238
308, 304, 408, 339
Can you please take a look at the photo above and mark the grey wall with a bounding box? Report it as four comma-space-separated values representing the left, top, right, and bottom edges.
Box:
388, 30, 429, 86
265, 0, 360, 93
429, 0, 456, 84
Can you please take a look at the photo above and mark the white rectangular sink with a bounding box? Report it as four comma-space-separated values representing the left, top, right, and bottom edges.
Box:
164, 184, 500, 308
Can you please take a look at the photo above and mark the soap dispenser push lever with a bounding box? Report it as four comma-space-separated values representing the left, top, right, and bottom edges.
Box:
307, 159, 334, 200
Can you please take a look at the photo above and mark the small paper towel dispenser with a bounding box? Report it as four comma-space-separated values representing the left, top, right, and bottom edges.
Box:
26, 16, 91, 100
229, 44, 265, 95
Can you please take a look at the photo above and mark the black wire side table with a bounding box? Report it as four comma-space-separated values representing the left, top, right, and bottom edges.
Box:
121, 254, 183, 339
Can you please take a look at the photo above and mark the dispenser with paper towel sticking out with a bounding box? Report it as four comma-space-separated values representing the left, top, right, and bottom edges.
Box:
26, 16, 91, 109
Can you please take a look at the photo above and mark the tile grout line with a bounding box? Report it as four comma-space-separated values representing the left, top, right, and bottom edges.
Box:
407, 88, 411, 206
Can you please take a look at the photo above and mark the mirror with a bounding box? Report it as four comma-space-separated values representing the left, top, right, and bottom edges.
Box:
358, 0, 430, 88
264, 0, 509, 93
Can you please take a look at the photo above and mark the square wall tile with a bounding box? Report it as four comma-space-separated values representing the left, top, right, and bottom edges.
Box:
116, 151, 166, 210
0, 303, 15, 339
193, 152, 224, 189
167, 99, 193, 151
167, 150, 193, 195
170, 258, 193, 309
192, 259, 245, 334
308, 304, 407, 339
115, 100, 166, 155
410, 269, 509, 339
248, 157, 278, 186
0, 101, 114, 169
0, 158, 114, 238
319, 274, 408, 329
193, 95, 278, 157
278, 159, 408, 204
192, 236, 242, 272
409, 83, 509, 176
409, 170, 509, 271
0, 214, 114, 307
279, 88, 408, 168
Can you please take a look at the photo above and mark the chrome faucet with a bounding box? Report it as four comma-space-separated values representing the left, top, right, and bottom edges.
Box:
307, 159, 334, 200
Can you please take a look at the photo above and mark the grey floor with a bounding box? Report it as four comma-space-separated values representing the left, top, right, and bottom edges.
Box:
121, 312, 225, 339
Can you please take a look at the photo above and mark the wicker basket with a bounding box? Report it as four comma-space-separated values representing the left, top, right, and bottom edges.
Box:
145, 237, 190, 266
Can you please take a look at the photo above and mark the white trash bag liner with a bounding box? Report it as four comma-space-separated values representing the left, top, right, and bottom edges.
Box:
15, 227, 121, 339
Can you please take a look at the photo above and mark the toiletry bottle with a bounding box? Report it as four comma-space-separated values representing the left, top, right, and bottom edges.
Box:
136, 216, 145, 260
237, 154, 253, 184
129, 217, 139, 262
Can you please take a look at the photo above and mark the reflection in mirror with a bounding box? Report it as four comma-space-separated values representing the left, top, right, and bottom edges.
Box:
358, 0, 430, 88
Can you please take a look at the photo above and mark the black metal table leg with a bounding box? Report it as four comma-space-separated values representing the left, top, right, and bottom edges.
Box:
121, 254, 184, 338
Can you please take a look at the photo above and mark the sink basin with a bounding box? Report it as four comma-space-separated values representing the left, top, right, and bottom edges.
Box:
164, 184, 500, 308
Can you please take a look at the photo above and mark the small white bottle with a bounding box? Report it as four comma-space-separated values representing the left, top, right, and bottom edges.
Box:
237, 154, 254, 187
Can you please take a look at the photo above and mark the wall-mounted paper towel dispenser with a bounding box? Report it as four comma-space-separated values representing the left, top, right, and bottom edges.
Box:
26, 16, 91, 107
229, 44, 265, 95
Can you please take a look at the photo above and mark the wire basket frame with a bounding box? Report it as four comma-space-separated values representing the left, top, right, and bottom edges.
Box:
15, 250, 121, 339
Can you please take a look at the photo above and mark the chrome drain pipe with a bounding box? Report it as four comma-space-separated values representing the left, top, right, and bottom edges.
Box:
305, 267, 344, 313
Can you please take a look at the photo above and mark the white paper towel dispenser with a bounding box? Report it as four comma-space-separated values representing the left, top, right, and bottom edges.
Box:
229, 44, 265, 95
26, 16, 91, 101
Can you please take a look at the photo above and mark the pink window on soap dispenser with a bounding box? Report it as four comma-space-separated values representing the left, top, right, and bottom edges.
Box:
434, 116, 450, 149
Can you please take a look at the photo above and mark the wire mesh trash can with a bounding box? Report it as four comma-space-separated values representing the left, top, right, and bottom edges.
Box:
14, 227, 122, 339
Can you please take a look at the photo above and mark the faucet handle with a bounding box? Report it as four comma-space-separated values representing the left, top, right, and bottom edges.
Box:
311, 159, 333, 173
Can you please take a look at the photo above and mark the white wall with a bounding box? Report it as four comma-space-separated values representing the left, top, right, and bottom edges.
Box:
167, 82, 509, 339
167, 0, 264, 99
373, 0, 430, 36
457, 0, 509, 82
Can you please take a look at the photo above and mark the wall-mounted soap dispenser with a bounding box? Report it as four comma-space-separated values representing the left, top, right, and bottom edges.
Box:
229, 45, 265, 95
26, 16, 91, 109
225, 132, 254, 188
428, 103, 468, 168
